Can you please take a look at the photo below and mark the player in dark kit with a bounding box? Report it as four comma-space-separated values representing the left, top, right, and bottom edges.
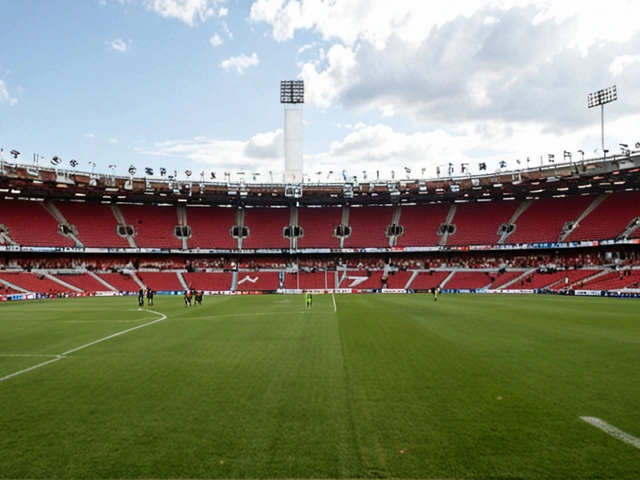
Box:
146, 289, 154, 306
138, 289, 145, 307
184, 289, 192, 307
194, 290, 203, 305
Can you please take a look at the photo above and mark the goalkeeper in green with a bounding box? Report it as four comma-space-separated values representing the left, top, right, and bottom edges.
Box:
306, 292, 313, 309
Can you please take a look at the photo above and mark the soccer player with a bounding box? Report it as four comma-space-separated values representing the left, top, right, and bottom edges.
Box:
184, 289, 192, 307
305, 292, 312, 309
195, 290, 203, 305
138, 289, 145, 307
146, 289, 154, 306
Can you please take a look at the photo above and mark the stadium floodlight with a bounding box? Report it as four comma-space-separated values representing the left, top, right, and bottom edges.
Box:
70, 159, 78, 168
185, 170, 192, 178
280, 80, 304, 104
51, 156, 61, 166
564, 151, 572, 162
145, 167, 153, 175
128, 165, 136, 175
10, 149, 20, 159
479, 162, 487, 171
160, 168, 167, 176
578, 150, 585, 161
588, 85, 617, 156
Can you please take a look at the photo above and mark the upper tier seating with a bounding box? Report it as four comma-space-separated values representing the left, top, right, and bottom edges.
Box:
565, 191, 640, 242
344, 206, 395, 248
0, 199, 75, 247
185, 206, 238, 250
504, 196, 595, 244
297, 206, 343, 249
54, 201, 129, 248
395, 204, 451, 247
117, 204, 182, 249
242, 207, 290, 250
447, 201, 521, 246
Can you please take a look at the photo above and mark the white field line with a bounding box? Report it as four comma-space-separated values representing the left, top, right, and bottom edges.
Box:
332, 293, 337, 312
0, 354, 60, 357
0, 357, 65, 383
580, 416, 640, 449
61, 309, 167, 356
0, 309, 167, 384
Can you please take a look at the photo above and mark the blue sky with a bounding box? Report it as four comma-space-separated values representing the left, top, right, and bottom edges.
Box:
1, 0, 640, 183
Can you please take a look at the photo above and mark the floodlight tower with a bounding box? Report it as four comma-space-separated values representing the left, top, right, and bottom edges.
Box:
281, 80, 304, 183
588, 85, 617, 156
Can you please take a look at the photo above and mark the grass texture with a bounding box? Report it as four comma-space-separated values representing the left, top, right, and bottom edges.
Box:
0, 293, 639, 479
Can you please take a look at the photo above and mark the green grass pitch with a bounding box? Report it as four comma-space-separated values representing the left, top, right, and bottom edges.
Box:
0, 293, 639, 479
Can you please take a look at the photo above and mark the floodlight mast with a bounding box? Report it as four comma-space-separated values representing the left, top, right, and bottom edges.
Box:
588, 85, 617, 157
281, 80, 304, 184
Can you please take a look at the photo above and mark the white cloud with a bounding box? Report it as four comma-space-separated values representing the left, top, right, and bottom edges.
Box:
218, 6, 228, 16
610, 55, 640, 76
299, 43, 358, 108
140, 131, 283, 173
210, 33, 223, 47
219, 52, 259, 74
0, 79, 18, 106
108, 138, 118, 144
84, 133, 95, 138
107, 38, 131, 52
141, 0, 226, 26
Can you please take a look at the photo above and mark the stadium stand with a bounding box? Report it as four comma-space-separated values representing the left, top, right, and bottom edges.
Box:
51, 272, 114, 292
0, 199, 76, 247
185, 205, 238, 250
284, 271, 334, 290
297, 206, 343, 249
504, 195, 595, 244
235, 271, 280, 291
53, 201, 129, 248
0, 272, 70, 294
241, 207, 290, 250
136, 271, 184, 291
444, 271, 495, 290
446, 200, 521, 246
182, 272, 233, 291
579, 269, 640, 291
408, 270, 451, 290
564, 191, 640, 241
95, 272, 141, 293
117, 204, 183, 249
344, 206, 395, 248
395, 204, 451, 247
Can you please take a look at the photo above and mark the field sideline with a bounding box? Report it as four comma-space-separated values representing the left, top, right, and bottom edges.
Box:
0, 294, 639, 479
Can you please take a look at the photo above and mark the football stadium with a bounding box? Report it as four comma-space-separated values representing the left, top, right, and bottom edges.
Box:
2, 3, 640, 479
1, 139, 640, 479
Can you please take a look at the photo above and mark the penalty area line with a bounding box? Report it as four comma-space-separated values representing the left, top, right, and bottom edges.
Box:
0, 309, 167, 384
580, 416, 640, 449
